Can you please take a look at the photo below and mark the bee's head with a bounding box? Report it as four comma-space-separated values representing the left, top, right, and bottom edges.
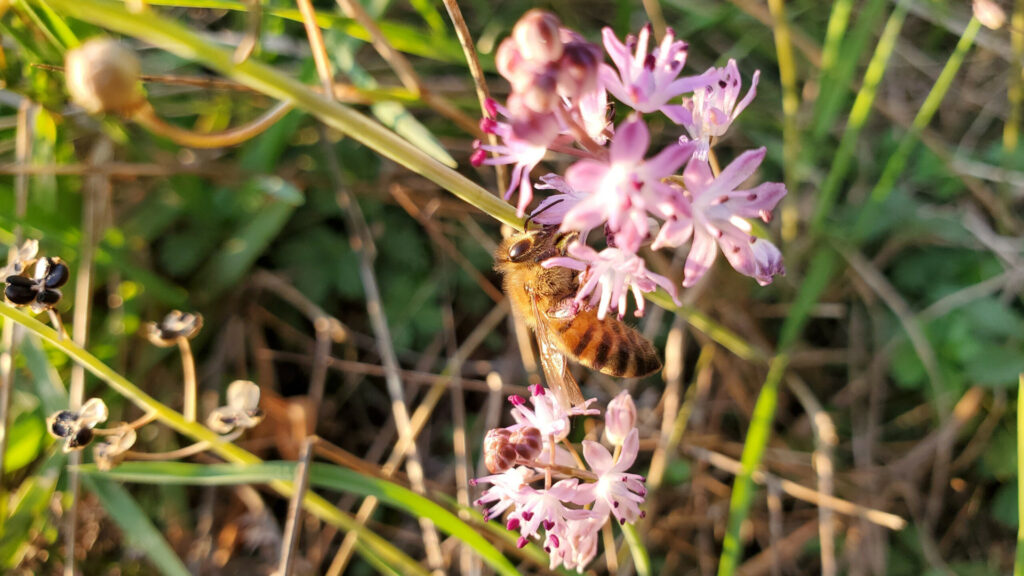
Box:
495, 227, 577, 269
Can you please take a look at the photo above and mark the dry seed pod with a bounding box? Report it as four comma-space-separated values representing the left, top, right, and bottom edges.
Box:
484, 428, 518, 474
65, 38, 146, 116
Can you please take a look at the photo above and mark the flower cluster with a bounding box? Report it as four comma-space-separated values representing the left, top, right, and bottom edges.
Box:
474, 387, 643, 572
478, 13, 786, 320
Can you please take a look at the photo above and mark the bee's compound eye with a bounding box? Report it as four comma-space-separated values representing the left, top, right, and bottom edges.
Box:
508, 239, 532, 262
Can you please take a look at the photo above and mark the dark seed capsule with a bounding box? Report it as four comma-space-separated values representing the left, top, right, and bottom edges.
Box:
6, 275, 34, 287
35, 289, 62, 306
67, 428, 94, 450
44, 260, 70, 289
49, 411, 78, 438
5, 283, 37, 305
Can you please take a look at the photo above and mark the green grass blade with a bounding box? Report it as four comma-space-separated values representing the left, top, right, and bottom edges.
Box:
142, 0, 475, 66
1017, 373, 1024, 576
192, 199, 297, 302
82, 476, 191, 576
646, 290, 767, 363
853, 16, 982, 239
84, 460, 521, 576
810, 0, 909, 234
717, 353, 791, 576
810, 0, 887, 143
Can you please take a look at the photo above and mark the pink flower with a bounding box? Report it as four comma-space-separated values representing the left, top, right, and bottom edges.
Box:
474, 466, 532, 521
509, 384, 598, 441
530, 174, 587, 228
600, 25, 714, 115
544, 243, 678, 320
548, 513, 603, 572
474, 100, 565, 217
575, 428, 647, 525
658, 148, 786, 287
505, 479, 584, 544
562, 117, 695, 253
664, 59, 760, 160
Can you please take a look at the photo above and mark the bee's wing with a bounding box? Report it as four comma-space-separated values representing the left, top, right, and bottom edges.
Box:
531, 295, 585, 410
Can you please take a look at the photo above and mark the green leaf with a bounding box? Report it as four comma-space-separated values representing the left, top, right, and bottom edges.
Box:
3, 410, 46, 473
191, 200, 297, 301
964, 347, 1024, 387
0, 451, 63, 569
82, 476, 191, 576
84, 461, 520, 576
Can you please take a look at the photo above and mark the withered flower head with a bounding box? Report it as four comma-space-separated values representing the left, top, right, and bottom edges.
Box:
47, 398, 108, 453
5, 256, 70, 313
0, 239, 39, 278
207, 380, 264, 434
93, 426, 137, 471
144, 310, 203, 347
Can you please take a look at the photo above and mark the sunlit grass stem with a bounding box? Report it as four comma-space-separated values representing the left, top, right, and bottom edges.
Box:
1017, 374, 1024, 576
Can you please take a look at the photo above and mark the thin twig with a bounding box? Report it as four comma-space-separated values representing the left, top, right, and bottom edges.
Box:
682, 445, 907, 530
440, 0, 507, 187
179, 337, 198, 422
274, 437, 314, 576
786, 375, 838, 576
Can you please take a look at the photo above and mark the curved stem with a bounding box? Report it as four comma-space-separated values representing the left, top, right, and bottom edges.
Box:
131, 100, 293, 149
124, 429, 244, 460
177, 337, 197, 422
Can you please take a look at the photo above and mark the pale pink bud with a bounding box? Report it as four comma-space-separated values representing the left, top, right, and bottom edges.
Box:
512, 10, 563, 63
973, 0, 1006, 29
604, 391, 636, 446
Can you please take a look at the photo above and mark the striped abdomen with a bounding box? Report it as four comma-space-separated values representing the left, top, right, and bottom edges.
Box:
549, 308, 661, 378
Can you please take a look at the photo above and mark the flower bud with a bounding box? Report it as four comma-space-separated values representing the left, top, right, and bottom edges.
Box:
484, 428, 518, 474
65, 38, 146, 116
604, 391, 636, 446
512, 10, 563, 63
557, 37, 601, 99
973, 0, 1006, 29
511, 426, 542, 463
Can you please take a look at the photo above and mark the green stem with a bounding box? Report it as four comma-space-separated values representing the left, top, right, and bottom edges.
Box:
39, 0, 522, 231
717, 353, 790, 576
1017, 374, 1024, 576
0, 302, 428, 576
621, 522, 650, 576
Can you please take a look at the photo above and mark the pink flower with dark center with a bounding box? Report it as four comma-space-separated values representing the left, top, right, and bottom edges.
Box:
509, 384, 598, 441
600, 25, 714, 115
657, 147, 786, 287
664, 59, 760, 160
544, 243, 678, 320
505, 479, 584, 543
562, 117, 695, 253
574, 428, 647, 525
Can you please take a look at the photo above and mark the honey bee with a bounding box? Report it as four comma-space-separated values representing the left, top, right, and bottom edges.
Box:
494, 226, 661, 409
